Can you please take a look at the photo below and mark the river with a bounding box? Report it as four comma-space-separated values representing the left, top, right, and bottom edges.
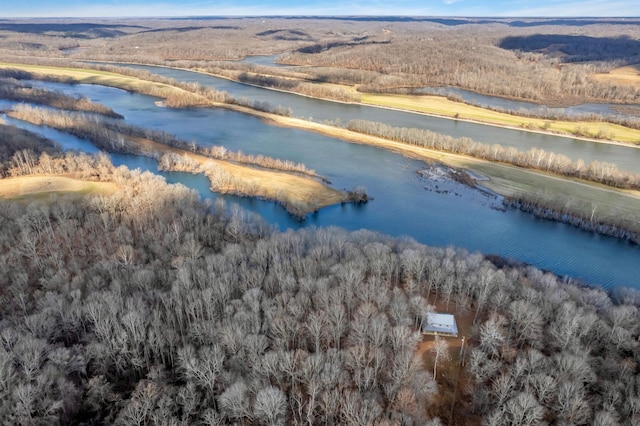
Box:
417, 86, 639, 121
110, 64, 640, 175
3, 77, 640, 289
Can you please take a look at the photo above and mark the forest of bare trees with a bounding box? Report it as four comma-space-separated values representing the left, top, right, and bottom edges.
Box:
0, 122, 62, 175
2, 18, 640, 424
0, 146, 638, 424
0, 77, 122, 118
2, 17, 639, 108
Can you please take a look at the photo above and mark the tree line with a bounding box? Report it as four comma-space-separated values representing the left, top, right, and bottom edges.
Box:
383, 89, 640, 132
503, 195, 640, 244
0, 77, 123, 118
0, 122, 62, 176
235, 71, 361, 103
0, 63, 296, 117
7, 104, 309, 175
346, 119, 640, 191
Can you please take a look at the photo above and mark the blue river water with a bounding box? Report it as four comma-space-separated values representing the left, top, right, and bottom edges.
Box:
4, 75, 640, 290
110, 64, 640, 174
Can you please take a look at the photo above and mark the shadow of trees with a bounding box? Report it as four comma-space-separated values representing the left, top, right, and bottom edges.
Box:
499, 34, 640, 63
0, 22, 144, 38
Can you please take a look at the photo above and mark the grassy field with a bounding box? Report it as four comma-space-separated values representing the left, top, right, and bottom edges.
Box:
449, 156, 640, 229
593, 64, 640, 86
0, 175, 118, 199
360, 93, 640, 144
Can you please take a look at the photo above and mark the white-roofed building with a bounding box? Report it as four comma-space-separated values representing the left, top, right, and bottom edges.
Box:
422, 313, 458, 337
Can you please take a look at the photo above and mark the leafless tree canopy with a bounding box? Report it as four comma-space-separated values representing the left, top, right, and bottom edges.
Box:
1, 17, 640, 424
0, 146, 637, 424
1, 17, 639, 107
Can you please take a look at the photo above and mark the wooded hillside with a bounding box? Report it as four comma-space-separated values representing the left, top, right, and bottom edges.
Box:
2, 17, 639, 107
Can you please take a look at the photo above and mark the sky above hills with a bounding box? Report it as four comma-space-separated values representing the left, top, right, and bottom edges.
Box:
4, 0, 639, 18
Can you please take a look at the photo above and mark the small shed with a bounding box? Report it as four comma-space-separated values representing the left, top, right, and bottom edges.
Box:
422, 313, 458, 337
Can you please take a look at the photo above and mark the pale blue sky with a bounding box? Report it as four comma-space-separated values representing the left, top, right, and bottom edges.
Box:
3, 0, 639, 18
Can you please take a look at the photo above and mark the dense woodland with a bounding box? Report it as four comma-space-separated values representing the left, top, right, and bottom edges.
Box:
0, 139, 638, 424
2, 17, 639, 107
1, 17, 640, 425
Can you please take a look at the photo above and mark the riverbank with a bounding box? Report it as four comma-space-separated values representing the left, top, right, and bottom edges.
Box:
130, 135, 350, 218
0, 62, 215, 107
182, 62, 640, 146
3, 100, 352, 218
28, 58, 640, 147
360, 92, 640, 146
259, 112, 640, 236
5, 61, 640, 238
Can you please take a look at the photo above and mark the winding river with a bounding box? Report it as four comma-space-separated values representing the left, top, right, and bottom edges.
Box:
6, 72, 640, 290
116, 64, 640, 175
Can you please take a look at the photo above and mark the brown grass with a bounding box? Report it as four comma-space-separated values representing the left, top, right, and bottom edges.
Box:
361, 93, 640, 144
593, 64, 640, 86
0, 175, 118, 199
131, 135, 347, 214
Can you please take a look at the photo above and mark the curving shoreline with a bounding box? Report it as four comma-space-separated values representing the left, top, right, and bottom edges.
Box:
504, 197, 640, 245
5, 61, 640, 241
89, 63, 640, 239
69, 59, 640, 147
176, 62, 640, 147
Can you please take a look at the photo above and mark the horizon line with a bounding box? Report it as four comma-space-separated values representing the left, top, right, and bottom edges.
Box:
3, 15, 640, 19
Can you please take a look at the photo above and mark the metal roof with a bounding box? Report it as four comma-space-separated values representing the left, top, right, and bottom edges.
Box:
422, 313, 458, 336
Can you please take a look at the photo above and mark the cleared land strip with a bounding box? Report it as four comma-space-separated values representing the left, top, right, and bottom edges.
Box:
360, 93, 640, 145
593, 64, 640, 87
0, 175, 117, 199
